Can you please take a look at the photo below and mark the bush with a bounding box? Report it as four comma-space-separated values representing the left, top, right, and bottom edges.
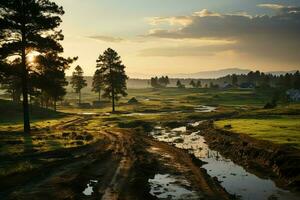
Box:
264, 102, 277, 109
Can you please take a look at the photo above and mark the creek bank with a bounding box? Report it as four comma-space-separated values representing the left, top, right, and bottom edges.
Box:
150, 124, 300, 199
195, 121, 300, 190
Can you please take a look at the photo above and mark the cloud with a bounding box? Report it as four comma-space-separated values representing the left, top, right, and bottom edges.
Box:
193, 9, 221, 17
147, 16, 192, 26
87, 35, 124, 43
257, 4, 286, 10
146, 9, 219, 26
144, 7, 300, 64
139, 44, 233, 57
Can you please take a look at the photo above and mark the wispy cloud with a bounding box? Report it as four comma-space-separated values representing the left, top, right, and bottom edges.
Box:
87, 35, 125, 43
147, 16, 192, 26
257, 4, 287, 10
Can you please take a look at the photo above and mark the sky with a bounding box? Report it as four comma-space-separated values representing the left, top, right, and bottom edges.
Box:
53, 0, 300, 78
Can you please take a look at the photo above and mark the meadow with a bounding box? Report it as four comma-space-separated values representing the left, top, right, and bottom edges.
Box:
1, 87, 300, 199
1, 87, 299, 149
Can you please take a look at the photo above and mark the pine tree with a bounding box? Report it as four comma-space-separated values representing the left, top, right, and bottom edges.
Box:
190, 80, 196, 88
70, 65, 87, 104
232, 74, 238, 86
196, 80, 202, 88
177, 80, 185, 88
35, 53, 75, 110
0, 0, 65, 133
150, 77, 159, 88
92, 69, 104, 101
0, 60, 22, 102
96, 48, 128, 112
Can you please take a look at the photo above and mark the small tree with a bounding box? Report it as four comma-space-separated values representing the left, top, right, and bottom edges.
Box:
1, 61, 22, 103
92, 69, 104, 101
158, 76, 170, 87
70, 65, 87, 104
35, 53, 76, 110
232, 74, 238, 86
293, 71, 300, 89
189, 80, 196, 88
165, 76, 170, 87
177, 80, 185, 88
151, 77, 159, 88
96, 48, 128, 112
196, 80, 202, 88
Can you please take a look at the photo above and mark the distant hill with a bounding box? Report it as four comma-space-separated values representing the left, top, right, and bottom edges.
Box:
167, 68, 298, 79
168, 68, 251, 79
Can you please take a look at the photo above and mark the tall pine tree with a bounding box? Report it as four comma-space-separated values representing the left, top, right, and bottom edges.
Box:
92, 69, 104, 102
0, 0, 65, 133
70, 65, 87, 104
96, 48, 128, 112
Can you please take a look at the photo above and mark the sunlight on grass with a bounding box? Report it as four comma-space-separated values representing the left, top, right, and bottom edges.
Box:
215, 117, 300, 148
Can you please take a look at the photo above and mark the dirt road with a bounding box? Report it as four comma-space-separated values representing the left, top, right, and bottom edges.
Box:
0, 115, 230, 200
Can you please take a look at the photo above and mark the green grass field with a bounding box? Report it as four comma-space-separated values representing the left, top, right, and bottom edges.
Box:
215, 115, 300, 149
1, 87, 299, 149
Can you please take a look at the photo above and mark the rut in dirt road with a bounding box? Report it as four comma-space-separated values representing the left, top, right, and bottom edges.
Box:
2, 116, 230, 200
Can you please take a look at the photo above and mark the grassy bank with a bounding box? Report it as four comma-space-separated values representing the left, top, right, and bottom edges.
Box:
215, 103, 300, 149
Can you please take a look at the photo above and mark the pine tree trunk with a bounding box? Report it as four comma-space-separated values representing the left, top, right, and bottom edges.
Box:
54, 99, 57, 111
98, 90, 101, 102
109, 65, 115, 112
79, 91, 81, 104
112, 88, 115, 112
21, 1, 30, 134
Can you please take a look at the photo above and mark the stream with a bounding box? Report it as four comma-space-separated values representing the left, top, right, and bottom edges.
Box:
149, 124, 299, 200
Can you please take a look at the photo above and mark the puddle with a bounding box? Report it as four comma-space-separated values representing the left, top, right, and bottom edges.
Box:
80, 112, 97, 115
149, 174, 201, 200
123, 105, 214, 117
194, 105, 216, 113
172, 126, 186, 132
150, 126, 299, 200
82, 180, 98, 196
188, 121, 204, 127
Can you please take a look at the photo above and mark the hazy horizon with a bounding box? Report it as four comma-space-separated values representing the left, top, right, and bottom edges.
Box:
64, 68, 298, 79
53, 0, 300, 77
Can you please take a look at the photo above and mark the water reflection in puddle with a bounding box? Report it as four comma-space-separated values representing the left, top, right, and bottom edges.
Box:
151, 125, 299, 200
149, 174, 201, 200
123, 105, 216, 117
194, 105, 216, 113
82, 180, 98, 196
81, 112, 97, 115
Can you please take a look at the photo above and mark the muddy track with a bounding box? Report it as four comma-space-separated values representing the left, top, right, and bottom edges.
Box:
1, 116, 230, 200
197, 121, 300, 190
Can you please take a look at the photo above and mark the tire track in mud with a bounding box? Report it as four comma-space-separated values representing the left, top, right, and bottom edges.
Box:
145, 136, 230, 200
98, 131, 136, 200
2, 116, 230, 200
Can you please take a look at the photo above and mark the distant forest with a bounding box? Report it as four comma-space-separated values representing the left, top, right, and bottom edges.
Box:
1, 70, 299, 100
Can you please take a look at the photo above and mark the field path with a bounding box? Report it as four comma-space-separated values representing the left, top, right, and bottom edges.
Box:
1, 115, 230, 200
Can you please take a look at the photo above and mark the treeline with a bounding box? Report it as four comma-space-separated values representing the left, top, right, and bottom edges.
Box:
215, 71, 300, 89
150, 76, 170, 88
149, 71, 300, 90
